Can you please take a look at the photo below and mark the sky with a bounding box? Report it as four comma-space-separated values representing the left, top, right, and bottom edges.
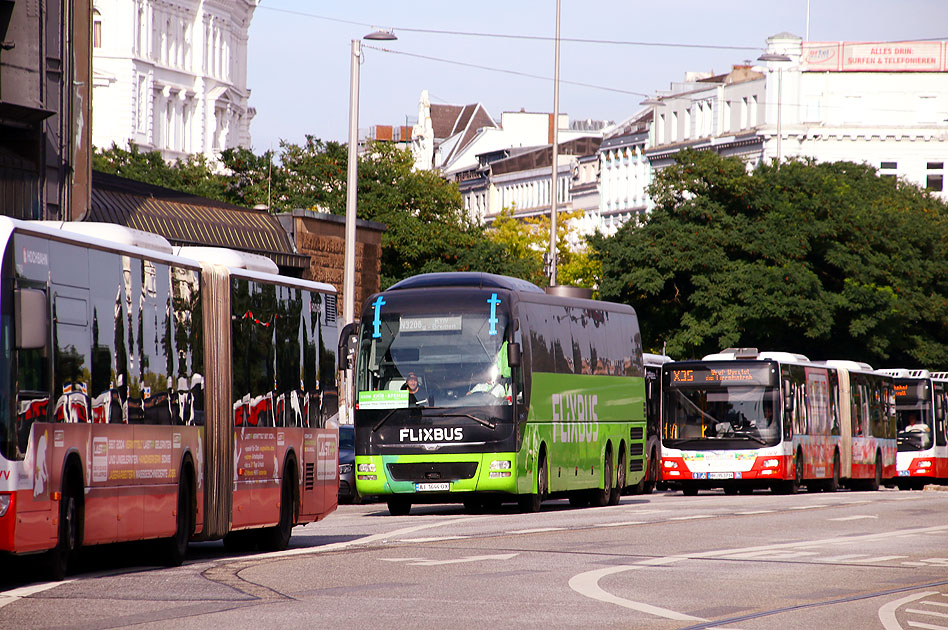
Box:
246, 1, 948, 152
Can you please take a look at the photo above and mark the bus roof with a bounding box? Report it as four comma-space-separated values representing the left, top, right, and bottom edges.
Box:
644, 353, 674, 366
702, 348, 810, 363
387, 272, 545, 294
877, 368, 931, 379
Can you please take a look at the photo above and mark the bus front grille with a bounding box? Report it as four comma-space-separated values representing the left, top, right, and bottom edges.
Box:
387, 462, 478, 482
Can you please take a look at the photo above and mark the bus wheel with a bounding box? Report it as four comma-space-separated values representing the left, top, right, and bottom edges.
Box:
519, 450, 547, 513
595, 450, 613, 507
825, 451, 840, 493
387, 498, 411, 516
48, 471, 82, 581
159, 473, 194, 566
866, 453, 882, 491
782, 451, 804, 494
642, 447, 657, 495
682, 486, 698, 496
609, 449, 626, 506
259, 472, 297, 551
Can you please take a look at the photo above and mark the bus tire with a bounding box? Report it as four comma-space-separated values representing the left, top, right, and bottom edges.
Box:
387, 498, 411, 516
825, 451, 840, 493
259, 462, 298, 551
866, 452, 882, 492
642, 446, 658, 495
159, 467, 194, 566
783, 450, 804, 494
682, 486, 698, 496
609, 448, 626, 506
48, 465, 83, 581
519, 449, 547, 513
595, 448, 613, 507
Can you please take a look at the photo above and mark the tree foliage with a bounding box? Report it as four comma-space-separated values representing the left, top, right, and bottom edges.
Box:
591, 149, 948, 366
93, 141, 537, 288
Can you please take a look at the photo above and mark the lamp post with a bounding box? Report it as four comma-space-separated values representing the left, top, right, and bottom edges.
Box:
548, 0, 561, 286
344, 29, 396, 329
342, 29, 396, 424
758, 52, 791, 165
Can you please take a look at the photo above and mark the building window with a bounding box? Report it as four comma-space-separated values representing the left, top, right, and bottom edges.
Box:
880, 161, 898, 170
918, 96, 937, 124
927, 175, 944, 192
671, 111, 679, 142
93, 10, 102, 48
927, 162, 944, 170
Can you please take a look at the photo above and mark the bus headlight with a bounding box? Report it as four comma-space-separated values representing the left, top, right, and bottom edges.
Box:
357, 475, 378, 481
663, 460, 678, 469
763, 459, 780, 468
0, 494, 10, 518
358, 463, 376, 473
917, 460, 933, 469
489, 460, 511, 471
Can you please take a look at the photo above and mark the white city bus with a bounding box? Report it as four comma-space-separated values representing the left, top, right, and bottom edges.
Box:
878, 369, 948, 489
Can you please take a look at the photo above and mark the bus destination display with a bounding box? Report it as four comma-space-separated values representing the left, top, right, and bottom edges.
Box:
669, 364, 774, 387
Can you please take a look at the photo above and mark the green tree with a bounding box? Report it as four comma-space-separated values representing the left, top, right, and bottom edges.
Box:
591, 149, 948, 366
93, 143, 228, 200
486, 207, 601, 290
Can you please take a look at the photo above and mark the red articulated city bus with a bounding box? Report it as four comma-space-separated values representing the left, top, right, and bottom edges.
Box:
0, 219, 339, 579
661, 348, 895, 494
879, 369, 948, 489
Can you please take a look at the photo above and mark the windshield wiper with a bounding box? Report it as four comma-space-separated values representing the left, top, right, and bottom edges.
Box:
426, 411, 497, 430
372, 409, 398, 432
727, 431, 768, 446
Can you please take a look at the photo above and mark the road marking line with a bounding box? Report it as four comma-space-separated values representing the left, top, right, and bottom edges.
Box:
0, 581, 72, 610
850, 556, 908, 563
509, 527, 565, 534
735, 510, 774, 515
667, 514, 714, 521
817, 555, 872, 562
595, 521, 645, 527
880, 591, 936, 630
574, 524, 948, 623
906, 609, 948, 619
921, 602, 948, 608
789, 505, 821, 510
396, 536, 468, 543
907, 622, 948, 630
568, 566, 704, 622
829, 515, 878, 521
381, 553, 518, 567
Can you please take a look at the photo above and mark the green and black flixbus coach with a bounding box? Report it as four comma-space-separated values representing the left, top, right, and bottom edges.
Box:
352, 272, 646, 515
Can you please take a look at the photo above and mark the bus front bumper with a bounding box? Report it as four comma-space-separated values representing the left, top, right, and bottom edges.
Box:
355, 453, 519, 497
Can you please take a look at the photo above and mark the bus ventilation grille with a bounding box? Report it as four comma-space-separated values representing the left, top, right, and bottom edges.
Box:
629, 443, 644, 457
325, 294, 337, 324
305, 463, 316, 490
387, 462, 478, 482
629, 459, 644, 472
629, 427, 644, 440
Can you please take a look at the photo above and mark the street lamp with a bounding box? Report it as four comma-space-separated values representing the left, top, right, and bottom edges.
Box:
549, 0, 561, 286
342, 29, 396, 423
344, 28, 396, 329
757, 52, 791, 165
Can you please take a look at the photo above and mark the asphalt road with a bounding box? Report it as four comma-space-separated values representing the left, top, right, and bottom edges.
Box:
2, 486, 947, 629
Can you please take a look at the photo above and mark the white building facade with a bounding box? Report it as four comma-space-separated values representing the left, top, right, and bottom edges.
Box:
645, 34, 948, 200
92, 0, 257, 161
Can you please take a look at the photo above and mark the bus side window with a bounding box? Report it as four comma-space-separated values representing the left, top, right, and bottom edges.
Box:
936, 390, 948, 447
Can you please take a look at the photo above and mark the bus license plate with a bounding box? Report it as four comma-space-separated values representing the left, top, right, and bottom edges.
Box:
708, 472, 734, 480
416, 482, 450, 492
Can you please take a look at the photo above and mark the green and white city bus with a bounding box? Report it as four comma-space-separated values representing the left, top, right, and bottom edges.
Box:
352, 272, 646, 515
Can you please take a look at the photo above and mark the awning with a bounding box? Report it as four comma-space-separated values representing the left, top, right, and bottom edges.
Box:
88, 171, 308, 272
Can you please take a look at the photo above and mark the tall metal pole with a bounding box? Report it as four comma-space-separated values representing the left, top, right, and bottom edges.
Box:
775, 67, 783, 165
549, 0, 561, 286
344, 38, 361, 328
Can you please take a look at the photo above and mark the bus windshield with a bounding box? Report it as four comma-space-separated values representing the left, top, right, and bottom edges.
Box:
664, 385, 781, 449
896, 406, 933, 451
356, 292, 512, 409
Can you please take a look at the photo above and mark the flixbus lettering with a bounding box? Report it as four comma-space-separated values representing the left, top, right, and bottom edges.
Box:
399, 427, 464, 443
552, 392, 599, 443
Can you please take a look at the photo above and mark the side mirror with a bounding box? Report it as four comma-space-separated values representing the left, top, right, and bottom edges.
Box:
507, 342, 521, 368
16, 289, 47, 349
337, 322, 359, 371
